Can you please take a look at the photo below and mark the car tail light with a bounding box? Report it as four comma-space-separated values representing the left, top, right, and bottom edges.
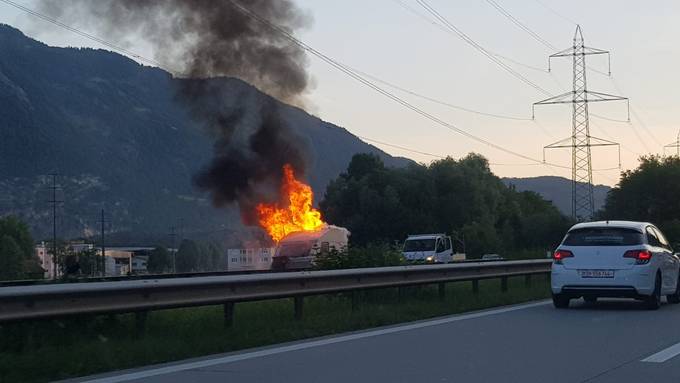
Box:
553, 249, 573, 264
624, 249, 652, 264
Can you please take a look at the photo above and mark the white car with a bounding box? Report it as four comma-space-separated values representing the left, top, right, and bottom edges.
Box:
551, 221, 680, 309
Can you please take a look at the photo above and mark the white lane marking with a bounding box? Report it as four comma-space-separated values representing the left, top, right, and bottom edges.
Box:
78, 300, 549, 383
641, 342, 680, 363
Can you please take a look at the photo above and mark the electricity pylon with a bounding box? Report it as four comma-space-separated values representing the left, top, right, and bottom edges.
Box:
664, 130, 680, 156
533, 25, 627, 221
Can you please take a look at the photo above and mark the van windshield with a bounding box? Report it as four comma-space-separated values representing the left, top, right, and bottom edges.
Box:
563, 227, 644, 246
403, 239, 436, 252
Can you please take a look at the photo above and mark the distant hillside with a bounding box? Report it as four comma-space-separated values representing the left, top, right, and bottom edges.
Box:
503, 176, 611, 216
0, 24, 411, 242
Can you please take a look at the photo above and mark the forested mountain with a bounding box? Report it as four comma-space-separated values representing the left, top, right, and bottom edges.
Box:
503, 176, 611, 216
0, 24, 410, 242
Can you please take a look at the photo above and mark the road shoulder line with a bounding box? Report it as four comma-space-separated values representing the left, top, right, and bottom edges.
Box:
641, 342, 680, 363
70, 300, 549, 383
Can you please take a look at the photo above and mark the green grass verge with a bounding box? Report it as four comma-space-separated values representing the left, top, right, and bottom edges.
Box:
0, 276, 550, 383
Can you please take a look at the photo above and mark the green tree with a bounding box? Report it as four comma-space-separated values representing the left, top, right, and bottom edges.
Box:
78, 248, 99, 276
0, 216, 34, 259
147, 246, 171, 273
0, 216, 43, 279
600, 155, 680, 244
0, 235, 24, 281
175, 239, 201, 273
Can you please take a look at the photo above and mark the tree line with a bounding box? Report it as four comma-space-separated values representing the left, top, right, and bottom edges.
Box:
598, 155, 680, 245
320, 153, 573, 258
4, 153, 680, 280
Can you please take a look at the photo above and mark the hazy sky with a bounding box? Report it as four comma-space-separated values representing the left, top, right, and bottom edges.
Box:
2, 0, 679, 186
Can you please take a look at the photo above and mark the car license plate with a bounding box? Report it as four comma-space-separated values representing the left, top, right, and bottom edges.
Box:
579, 269, 614, 278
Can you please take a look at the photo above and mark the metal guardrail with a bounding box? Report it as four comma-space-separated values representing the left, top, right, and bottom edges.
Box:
0, 268, 275, 287
0, 258, 513, 288
0, 259, 551, 325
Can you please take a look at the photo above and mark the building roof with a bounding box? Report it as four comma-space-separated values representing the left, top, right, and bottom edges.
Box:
569, 221, 652, 232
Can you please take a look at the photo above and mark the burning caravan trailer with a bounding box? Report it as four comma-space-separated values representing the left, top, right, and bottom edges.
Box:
272, 225, 350, 271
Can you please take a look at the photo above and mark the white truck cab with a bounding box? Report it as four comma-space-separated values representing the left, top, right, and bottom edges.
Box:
402, 234, 465, 263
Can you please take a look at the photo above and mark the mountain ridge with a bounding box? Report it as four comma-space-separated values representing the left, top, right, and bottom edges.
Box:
0, 24, 411, 242
503, 176, 611, 216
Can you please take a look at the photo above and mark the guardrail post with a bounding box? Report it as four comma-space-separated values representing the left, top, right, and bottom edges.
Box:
501, 276, 508, 292
134, 311, 148, 338
438, 283, 446, 300
223, 302, 235, 328
294, 296, 304, 320
398, 287, 405, 302
351, 291, 360, 312
525, 274, 532, 288
472, 280, 479, 294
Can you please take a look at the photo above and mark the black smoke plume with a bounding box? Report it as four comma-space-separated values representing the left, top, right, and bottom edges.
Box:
37, 0, 312, 221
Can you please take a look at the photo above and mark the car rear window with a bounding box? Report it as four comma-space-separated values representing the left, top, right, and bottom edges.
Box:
563, 227, 644, 246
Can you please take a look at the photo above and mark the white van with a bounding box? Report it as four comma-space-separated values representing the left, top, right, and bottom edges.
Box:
402, 234, 465, 263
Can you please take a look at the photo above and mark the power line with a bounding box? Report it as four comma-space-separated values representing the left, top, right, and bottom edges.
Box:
484, 0, 556, 50
533, 0, 579, 27
96, 208, 110, 277
1, 0, 544, 124
358, 136, 446, 158
527, 0, 660, 152
350, 67, 533, 121
480, 3, 643, 160
414, 0, 553, 96
46, 173, 63, 279
391, 0, 548, 73
609, 77, 663, 148
360, 135, 619, 171
3, 0, 612, 174
5, 0, 552, 167
483, 0, 612, 79
168, 226, 177, 274
227, 0, 562, 166
0, 0, 171, 72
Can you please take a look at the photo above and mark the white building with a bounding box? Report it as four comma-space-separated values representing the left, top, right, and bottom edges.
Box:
226, 247, 275, 271
35, 241, 58, 279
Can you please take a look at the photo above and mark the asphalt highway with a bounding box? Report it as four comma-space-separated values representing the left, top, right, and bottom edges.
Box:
66, 298, 680, 383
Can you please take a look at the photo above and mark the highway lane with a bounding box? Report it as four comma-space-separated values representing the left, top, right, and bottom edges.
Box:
67, 299, 680, 383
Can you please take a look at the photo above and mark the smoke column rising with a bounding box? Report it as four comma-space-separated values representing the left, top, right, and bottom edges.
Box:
37, 0, 313, 222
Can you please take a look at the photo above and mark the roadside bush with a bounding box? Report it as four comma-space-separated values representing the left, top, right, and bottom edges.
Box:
315, 243, 405, 270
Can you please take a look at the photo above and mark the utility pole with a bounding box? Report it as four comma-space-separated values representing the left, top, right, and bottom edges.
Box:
169, 226, 177, 274
47, 173, 63, 279
664, 130, 680, 156
96, 209, 109, 276
533, 25, 626, 221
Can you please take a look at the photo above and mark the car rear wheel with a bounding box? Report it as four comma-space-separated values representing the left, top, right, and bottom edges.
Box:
645, 274, 662, 310
552, 293, 569, 309
667, 272, 680, 304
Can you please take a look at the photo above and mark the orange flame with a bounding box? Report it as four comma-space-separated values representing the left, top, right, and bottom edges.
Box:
256, 164, 325, 242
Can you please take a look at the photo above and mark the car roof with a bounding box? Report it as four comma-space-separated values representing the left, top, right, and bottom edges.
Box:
569, 220, 653, 232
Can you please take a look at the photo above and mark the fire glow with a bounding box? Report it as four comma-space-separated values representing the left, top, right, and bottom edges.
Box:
256, 164, 325, 242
